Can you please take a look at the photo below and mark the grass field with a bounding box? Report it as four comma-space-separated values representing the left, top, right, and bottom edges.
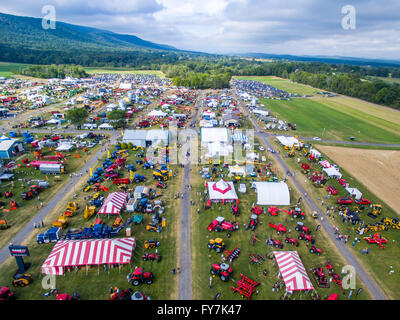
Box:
190, 139, 370, 300
0, 144, 182, 300
0, 62, 30, 78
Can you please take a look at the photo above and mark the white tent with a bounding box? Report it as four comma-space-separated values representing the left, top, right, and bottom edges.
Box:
276, 136, 299, 148
56, 143, 74, 151
253, 181, 290, 206
148, 110, 167, 117
201, 128, 228, 144
323, 167, 342, 179
98, 123, 114, 130
346, 187, 362, 200
228, 165, 246, 177
205, 142, 233, 157
208, 179, 238, 202
310, 148, 321, 158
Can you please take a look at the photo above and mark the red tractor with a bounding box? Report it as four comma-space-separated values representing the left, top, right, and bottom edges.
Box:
245, 214, 258, 231
210, 263, 233, 282
268, 238, 283, 249
130, 267, 154, 286
0, 287, 15, 300
267, 206, 279, 216
142, 252, 162, 262
287, 207, 305, 220
325, 261, 335, 275
4, 191, 13, 199
312, 267, 328, 287
231, 204, 240, 217
309, 245, 322, 255
207, 217, 239, 236
355, 198, 371, 205
295, 222, 311, 235
285, 237, 299, 247
326, 185, 338, 195
269, 223, 287, 234
156, 181, 167, 189
251, 206, 263, 215
298, 232, 315, 244
337, 197, 353, 205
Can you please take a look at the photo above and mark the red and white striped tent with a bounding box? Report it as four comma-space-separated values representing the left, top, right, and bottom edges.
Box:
319, 160, 332, 168
273, 251, 314, 291
41, 237, 136, 275
97, 192, 128, 215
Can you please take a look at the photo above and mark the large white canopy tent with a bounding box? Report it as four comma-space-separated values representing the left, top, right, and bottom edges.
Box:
276, 136, 300, 148
228, 165, 246, 177
323, 167, 342, 179
253, 181, 290, 206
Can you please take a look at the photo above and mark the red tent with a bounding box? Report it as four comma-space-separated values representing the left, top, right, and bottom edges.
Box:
41, 237, 136, 275
273, 251, 314, 291
97, 192, 127, 215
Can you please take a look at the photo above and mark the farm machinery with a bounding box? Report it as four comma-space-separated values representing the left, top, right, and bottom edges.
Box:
84, 205, 96, 219
142, 252, 162, 262
381, 217, 400, 230
267, 238, 284, 249
309, 245, 322, 255
295, 222, 312, 235
12, 274, 33, 287
0, 287, 15, 300
224, 247, 240, 263
363, 233, 388, 249
130, 267, 154, 286
231, 274, 260, 300
285, 237, 299, 247
208, 238, 225, 253
298, 232, 315, 244
249, 253, 266, 264
310, 171, 326, 187
311, 266, 329, 288
144, 239, 160, 249
210, 263, 233, 282
0, 219, 9, 230
207, 217, 239, 236
245, 214, 259, 231
268, 206, 305, 219
367, 204, 383, 219
269, 222, 287, 234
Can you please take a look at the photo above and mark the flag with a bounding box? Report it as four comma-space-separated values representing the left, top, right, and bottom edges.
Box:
89, 168, 93, 177
107, 150, 110, 158
121, 129, 124, 136
130, 170, 133, 181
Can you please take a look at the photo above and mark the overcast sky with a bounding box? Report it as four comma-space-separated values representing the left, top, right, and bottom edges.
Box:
1, 0, 399, 60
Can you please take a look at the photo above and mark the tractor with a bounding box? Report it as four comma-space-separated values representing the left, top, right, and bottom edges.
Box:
156, 181, 167, 189
268, 223, 287, 234
0, 287, 15, 300
0, 219, 9, 229
368, 204, 383, 219
337, 197, 353, 205
208, 238, 225, 253
246, 214, 258, 231
298, 232, 315, 244
142, 252, 162, 262
295, 222, 312, 235
153, 169, 168, 181
285, 237, 299, 247
144, 239, 160, 249
326, 186, 338, 195
12, 274, 32, 287
210, 263, 233, 282
312, 267, 329, 287
309, 246, 322, 255
4, 191, 13, 198
131, 267, 154, 286
288, 207, 305, 220
268, 238, 283, 249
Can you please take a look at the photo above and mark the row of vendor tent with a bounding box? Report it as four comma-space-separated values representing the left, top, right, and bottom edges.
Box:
41, 237, 136, 275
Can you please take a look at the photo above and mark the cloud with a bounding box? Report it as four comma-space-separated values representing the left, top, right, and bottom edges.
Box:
0, 0, 399, 59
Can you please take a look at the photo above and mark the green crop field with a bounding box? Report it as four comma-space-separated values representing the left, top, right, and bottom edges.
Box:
260, 97, 400, 144
0, 62, 30, 77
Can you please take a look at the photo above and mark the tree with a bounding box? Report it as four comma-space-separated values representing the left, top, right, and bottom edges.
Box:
107, 109, 127, 129
66, 108, 88, 129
